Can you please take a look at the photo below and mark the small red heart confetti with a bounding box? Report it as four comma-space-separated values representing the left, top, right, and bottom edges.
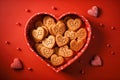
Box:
16, 47, 22, 51
79, 69, 85, 75
25, 9, 31, 13
106, 43, 111, 48
27, 67, 33, 71
10, 58, 23, 70
5, 41, 10, 45
111, 26, 116, 30
16, 22, 22, 26
88, 6, 99, 17
51, 6, 58, 10
111, 51, 115, 55
90, 55, 102, 66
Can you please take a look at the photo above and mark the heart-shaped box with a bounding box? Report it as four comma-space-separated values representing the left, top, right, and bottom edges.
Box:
24, 12, 91, 72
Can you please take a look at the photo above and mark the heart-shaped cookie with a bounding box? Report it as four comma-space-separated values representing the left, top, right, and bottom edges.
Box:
10, 58, 23, 70
70, 40, 85, 52
67, 18, 82, 31
32, 27, 45, 42
64, 30, 76, 40
39, 46, 54, 58
52, 21, 66, 35
43, 16, 55, 28
58, 45, 73, 57
50, 54, 64, 66
88, 6, 98, 17
91, 55, 102, 66
76, 28, 87, 41
56, 34, 69, 47
42, 35, 55, 48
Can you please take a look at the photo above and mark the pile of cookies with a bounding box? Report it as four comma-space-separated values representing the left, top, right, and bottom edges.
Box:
31, 15, 87, 66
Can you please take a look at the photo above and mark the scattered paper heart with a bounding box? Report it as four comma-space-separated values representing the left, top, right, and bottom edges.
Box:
10, 58, 23, 70
88, 6, 99, 17
90, 55, 103, 66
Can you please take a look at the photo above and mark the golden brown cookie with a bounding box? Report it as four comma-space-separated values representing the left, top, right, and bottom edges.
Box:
58, 45, 73, 57
39, 46, 54, 58
70, 39, 85, 52
76, 28, 87, 41
64, 30, 77, 40
42, 35, 55, 48
52, 21, 66, 35
56, 34, 69, 47
50, 54, 64, 66
43, 16, 55, 28
67, 18, 82, 31
32, 27, 45, 42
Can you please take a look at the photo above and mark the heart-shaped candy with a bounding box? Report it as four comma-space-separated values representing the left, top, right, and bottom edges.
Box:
50, 54, 64, 66
32, 27, 45, 42
52, 21, 66, 35
70, 39, 85, 52
91, 55, 102, 66
58, 45, 73, 57
67, 18, 82, 31
10, 58, 23, 70
56, 34, 69, 47
42, 35, 55, 48
88, 6, 98, 17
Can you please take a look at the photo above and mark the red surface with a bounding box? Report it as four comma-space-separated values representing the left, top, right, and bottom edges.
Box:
0, 0, 120, 80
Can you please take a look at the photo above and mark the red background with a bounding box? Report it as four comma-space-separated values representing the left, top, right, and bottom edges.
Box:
0, 0, 120, 80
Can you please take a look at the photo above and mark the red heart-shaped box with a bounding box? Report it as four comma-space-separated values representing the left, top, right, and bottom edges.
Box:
24, 12, 91, 72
